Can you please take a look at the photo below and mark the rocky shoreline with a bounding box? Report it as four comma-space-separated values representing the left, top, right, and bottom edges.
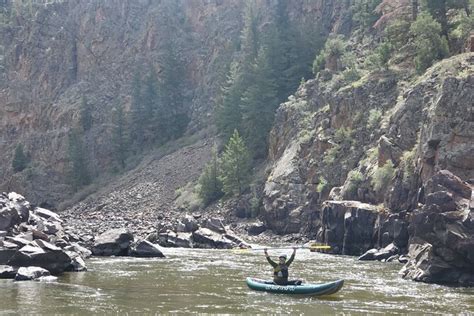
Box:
2, 168, 473, 287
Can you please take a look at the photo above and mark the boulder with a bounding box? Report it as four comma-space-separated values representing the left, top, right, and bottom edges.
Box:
65, 251, 87, 272
64, 243, 92, 259
358, 248, 378, 261
130, 240, 165, 258
247, 221, 266, 236
192, 228, 234, 249
5, 236, 30, 248
373, 243, 399, 261
181, 215, 199, 232
0, 207, 19, 231
202, 218, 226, 233
0, 265, 17, 279
14, 266, 51, 281
0, 248, 17, 265
92, 228, 134, 256
7, 192, 30, 222
33, 208, 63, 223
8, 241, 73, 274
157, 231, 193, 248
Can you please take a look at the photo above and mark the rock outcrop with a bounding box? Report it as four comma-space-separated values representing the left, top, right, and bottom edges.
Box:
400, 171, 474, 286
92, 228, 134, 256
0, 192, 88, 278
262, 53, 473, 286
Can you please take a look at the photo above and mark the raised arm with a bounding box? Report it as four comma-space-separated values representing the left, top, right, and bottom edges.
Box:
286, 248, 297, 266
264, 248, 277, 267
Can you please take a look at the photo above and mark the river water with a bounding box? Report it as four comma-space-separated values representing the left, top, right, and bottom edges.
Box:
1, 248, 473, 314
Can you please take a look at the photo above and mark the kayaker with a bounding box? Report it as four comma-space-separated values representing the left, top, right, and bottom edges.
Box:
264, 247, 302, 285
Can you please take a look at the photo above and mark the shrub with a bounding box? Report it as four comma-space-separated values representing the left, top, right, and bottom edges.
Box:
401, 148, 416, 185
371, 160, 396, 193
316, 176, 328, 193
367, 108, 383, 129
346, 170, 364, 196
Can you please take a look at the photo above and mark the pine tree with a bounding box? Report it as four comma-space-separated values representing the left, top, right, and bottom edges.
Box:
142, 68, 160, 143
68, 128, 90, 190
80, 96, 93, 131
216, 62, 244, 142
112, 103, 128, 170
410, 12, 449, 73
219, 130, 252, 196
158, 37, 188, 141
12, 143, 27, 172
241, 48, 278, 159
198, 146, 224, 206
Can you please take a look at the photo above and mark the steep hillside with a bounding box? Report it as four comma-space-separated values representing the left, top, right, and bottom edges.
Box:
0, 0, 350, 207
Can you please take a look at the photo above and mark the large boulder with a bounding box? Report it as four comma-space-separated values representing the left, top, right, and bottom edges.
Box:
192, 228, 235, 249
0, 248, 17, 265
130, 240, 165, 258
157, 231, 193, 248
14, 266, 51, 281
64, 243, 92, 259
0, 207, 20, 231
92, 228, 134, 256
247, 221, 266, 236
202, 218, 226, 233
181, 215, 199, 232
8, 240, 73, 274
0, 265, 17, 279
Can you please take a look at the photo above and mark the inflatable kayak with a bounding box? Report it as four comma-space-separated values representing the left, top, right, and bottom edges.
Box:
246, 278, 344, 296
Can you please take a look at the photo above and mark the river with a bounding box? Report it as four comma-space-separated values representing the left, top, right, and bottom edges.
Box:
1, 248, 473, 314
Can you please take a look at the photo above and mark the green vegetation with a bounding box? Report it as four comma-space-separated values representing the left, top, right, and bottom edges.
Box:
67, 128, 91, 190
410, 13, 449, 73
401, 148, 417, 185
12, 144, 28, 172
312, 35, 346, 74
219, 130, 252, 197
215, 0, 325, 159
371, 160, 396, 193
346, 170, 364, 196
316, 176, 328, 193
198, 147, 224, 206
352, 0, 383, 30
367, 108, 383, 129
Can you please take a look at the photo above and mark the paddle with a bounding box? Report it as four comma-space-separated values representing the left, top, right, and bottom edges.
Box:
232, 244, 331, 253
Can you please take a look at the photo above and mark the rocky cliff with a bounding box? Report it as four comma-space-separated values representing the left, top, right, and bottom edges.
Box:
263, 54, 474, 285
0, 0, 351, 207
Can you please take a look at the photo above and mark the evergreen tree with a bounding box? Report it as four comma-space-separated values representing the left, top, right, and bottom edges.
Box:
80, 96, 93, 131
241, 48, 278, 159
68, 128, 90, 190
352, 0, 383, 30
142, 68, 160, 143
12, 143, 27, 172
112, 103, 128, 169
198, 147, 224, 206
158, 37, 188, 141
219, 130, 251, 197
215, 62, 243, 142
410, 12, 449, 73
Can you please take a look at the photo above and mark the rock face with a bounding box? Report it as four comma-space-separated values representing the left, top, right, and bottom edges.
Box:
0, 0, 351, 208
92, 228, 134, 256
316, 201, 384, 255
0, 192, 88, 275
400, 171, 474, 285
262, 51, 473, 286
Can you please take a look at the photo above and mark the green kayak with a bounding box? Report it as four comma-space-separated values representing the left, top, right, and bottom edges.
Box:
246, 278, 344, 296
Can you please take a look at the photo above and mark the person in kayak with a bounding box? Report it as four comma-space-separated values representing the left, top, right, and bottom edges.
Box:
264, 247, 302, 285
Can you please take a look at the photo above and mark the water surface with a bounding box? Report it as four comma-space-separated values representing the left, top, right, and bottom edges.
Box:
1, 248, 473, 314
